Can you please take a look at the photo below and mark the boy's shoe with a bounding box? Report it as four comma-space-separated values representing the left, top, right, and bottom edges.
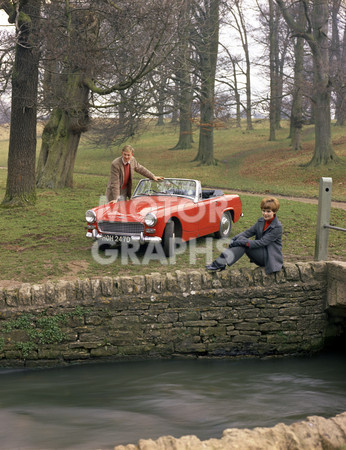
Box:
205, 262, 226, 272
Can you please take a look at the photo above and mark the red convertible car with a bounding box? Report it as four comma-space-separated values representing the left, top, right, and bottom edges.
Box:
85, 178, 242, 257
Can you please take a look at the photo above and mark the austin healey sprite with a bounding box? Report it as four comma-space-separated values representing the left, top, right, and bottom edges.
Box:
85, 178, 242, 257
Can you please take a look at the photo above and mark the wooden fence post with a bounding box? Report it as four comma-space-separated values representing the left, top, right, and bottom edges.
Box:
314, 177, 332, 261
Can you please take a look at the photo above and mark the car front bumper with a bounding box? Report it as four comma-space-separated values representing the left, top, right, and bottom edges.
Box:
86, 228, 162, 244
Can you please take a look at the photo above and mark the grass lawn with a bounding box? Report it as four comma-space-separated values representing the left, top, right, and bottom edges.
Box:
0, 120, 345, 286
75, 119, 346, 200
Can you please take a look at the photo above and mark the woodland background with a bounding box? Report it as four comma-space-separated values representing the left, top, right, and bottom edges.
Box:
0, 0, 345, 207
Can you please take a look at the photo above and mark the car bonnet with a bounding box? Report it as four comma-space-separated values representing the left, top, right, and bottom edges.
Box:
94, 195, 192, 223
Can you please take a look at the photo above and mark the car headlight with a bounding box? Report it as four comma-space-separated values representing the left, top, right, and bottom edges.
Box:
144, 212, 157, 227
86, 210, 96, 224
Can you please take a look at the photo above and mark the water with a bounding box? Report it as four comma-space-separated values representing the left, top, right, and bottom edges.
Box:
0, 352, 345, 450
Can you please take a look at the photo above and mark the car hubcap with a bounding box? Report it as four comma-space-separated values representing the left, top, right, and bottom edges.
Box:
221, 215, 230, 235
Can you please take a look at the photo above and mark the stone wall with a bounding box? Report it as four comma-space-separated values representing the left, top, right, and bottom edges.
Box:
0, 261, 344, 368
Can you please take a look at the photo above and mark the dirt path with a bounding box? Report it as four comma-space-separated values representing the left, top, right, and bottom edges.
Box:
1, 168, 344, 210
219, 188, 346, 211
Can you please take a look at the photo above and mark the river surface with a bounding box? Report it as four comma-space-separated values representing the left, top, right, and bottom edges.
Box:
1, 351, 346, 450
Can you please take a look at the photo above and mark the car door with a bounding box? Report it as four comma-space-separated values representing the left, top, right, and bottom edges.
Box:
197, 195, 223, 237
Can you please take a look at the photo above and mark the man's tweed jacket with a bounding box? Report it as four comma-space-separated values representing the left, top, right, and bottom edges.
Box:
106, 156, 155, 202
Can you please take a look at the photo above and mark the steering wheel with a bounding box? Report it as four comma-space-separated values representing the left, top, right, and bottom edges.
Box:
143, 189, 159, 194
166, 180, 180, 188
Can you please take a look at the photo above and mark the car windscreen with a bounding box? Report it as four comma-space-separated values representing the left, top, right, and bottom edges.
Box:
133, 179, 196, 199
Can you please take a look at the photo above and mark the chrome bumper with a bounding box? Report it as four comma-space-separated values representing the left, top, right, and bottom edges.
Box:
86, 229, 162, 244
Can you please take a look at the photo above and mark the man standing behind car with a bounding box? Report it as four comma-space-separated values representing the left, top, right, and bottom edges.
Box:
106, 145, 164, 202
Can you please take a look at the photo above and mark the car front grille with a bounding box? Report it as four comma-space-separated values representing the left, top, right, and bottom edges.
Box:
98, 221, 144, 235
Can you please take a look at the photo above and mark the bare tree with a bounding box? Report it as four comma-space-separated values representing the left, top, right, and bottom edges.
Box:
191, 0, 221, 165
330, 0, 345, 126
149, 70, 171, 126
89, 84, 152, 149
1, 0, 41, 207
276, 0, 339, 165
170, 55, 195, 149
218, 47, 243, 127
268, 0, 277, 141
170, 78, 180, 125
36, 3, 98, 189
0, 26, 14, 97
36, 0, 180, 189
170, 0, 195, 150
289, 1, 306, 150
226, 0, 253, 130
255, 0, 291, 141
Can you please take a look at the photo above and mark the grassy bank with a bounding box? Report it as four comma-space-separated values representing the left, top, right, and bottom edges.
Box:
0, 120, 345, 285
75, 119, 346, 200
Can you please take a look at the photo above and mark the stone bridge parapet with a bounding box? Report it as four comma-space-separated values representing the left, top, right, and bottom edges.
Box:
0, 261, 345, 368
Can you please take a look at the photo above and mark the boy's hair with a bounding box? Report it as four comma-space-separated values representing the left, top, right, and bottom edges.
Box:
260, 197, 280, 213
122, 145, 134, 154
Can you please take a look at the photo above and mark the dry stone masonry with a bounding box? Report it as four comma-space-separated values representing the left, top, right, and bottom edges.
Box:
0, 261, 345, 368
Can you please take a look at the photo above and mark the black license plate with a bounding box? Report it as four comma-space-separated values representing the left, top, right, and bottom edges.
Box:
101, 235, 133, 243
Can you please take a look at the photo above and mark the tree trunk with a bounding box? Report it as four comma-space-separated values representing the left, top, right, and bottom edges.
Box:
234, 0, 253, 130
235, 91, 241, 128
2, 0, 41, 207
333, 12, 345, 126
245, 58, 253, 130
309, 98, 316, 125
290, 3, 305, 150
170, 65, 193, 150
170, 99, 193, 150
230, 56, 241, 127
194, 77, 216, 164
269, 0, 276, 141
118, 92, 126, 128
308, 0, 337, 165
310, 85, 334, 164
335, 20, 346, 125
170, 80, 179, 125
193, 0, 219, 165
275, 29, 286, 130
36, 74, 89, 188
36, 3, 97, 189
156, 85, 165, 126
156, 113, 165, 126
276, 0, 339, 165
171, 0, 194, 150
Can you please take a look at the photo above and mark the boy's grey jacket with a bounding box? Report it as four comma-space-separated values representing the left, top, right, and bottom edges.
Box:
234, 216, 283, 274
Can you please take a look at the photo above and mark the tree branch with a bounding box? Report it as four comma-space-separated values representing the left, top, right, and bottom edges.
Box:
275, 0, 316, 51
0, 0, 15, 22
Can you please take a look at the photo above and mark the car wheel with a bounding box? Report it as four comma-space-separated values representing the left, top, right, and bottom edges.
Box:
162, 220, 175, 257
215, 211, 232, 239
